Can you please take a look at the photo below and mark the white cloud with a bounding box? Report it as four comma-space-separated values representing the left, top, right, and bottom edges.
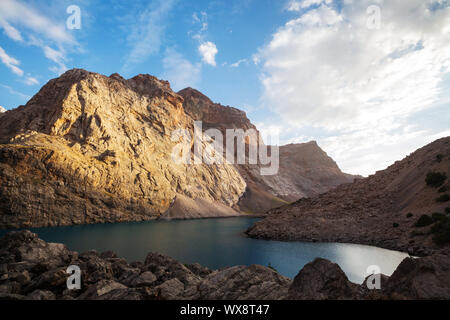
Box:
256, 0, 450, 175
287, 0, 332, 11
0, 1, 79, 75
231, 59, 247, 68
198, 41, 218, 67
0, 46, 23, 76
0, 17, 23, 42
191, 11, 219, 67
0, 0, 75, 44
123, 0, 176, 71
192, 11, 208, 34
43, 46, 67, 74
24, 76, 39, 86
0, 45, 40, 84
0, 83, 30, 100
162, 48, 201, 91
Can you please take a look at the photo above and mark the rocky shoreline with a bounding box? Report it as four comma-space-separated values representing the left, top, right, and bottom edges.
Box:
0, 230, 449, 300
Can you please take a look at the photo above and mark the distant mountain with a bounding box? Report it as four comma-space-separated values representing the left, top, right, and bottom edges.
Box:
0, 69, 357, 228
247, 137, 450, 255
0, 106, 6, 113
179, 87, 357, 214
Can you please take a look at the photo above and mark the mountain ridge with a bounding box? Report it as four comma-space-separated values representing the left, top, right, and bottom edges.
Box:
247, 136, 450, 255
0, 69, 357, 228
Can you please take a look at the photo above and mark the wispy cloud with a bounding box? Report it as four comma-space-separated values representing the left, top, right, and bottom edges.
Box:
0, 46, 23, 76
0, 83, 30, 100
122, 0, 176, 72
230, 59, 247, 68
43, 45, 68, 74
192, 11, 208, 36
0, 17, 23, 42
0, 0, 78, 75
0, 46, 40, 86
0, 0, 75, 45
24, 76, 39, 86
191, 11, 219, 67
162, 48, 201, 91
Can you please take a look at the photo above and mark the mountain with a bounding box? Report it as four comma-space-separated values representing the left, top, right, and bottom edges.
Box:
0, 69, 356, 228
247, 137, 450, 255
178, 87, 357, 213
0, 69, 246, 228
0, 106, 6, 113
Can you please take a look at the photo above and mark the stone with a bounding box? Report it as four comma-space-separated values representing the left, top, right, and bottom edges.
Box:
384, 254, 450, 299
195, 265, 291, 300
77, 280, 127, 300
287, 258, 360, 300
129, 271, 157, 287
155, 278, 185, 300
26, 290, 56, 300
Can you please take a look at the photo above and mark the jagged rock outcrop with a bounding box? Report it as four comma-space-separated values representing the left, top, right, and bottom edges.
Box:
247, 137, 450, 255
0, 231, 291, 300
0, 69, 246, 228
1, 231, 449, 300
179, 88, 357, 213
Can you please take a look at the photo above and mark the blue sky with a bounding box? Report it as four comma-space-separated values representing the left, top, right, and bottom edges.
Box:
0, 0, 289, 115
0, 0, 449, 176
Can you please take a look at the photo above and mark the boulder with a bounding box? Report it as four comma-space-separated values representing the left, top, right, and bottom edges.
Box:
287, 258, 360, 300
196, 265, 291, 300
384, 254, 450, 299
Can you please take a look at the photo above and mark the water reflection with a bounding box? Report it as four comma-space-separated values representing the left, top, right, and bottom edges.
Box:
0, 217, 409, 283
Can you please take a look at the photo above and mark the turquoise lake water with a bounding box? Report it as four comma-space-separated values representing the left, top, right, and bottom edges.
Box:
0, 217, 409, 283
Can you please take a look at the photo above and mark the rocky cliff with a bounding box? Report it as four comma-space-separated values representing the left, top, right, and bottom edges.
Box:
178, 88, 357, 213
0, 69, 246, 228
247, 137, 450, 255
0, 69, 357, 228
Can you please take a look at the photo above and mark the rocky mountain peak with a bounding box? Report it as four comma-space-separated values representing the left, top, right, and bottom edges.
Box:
0, 106, 6, 113
0, 70, 247, 228
178, 87, 256, 133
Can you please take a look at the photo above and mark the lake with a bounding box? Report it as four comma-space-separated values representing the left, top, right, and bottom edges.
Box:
0, 217, 409, 284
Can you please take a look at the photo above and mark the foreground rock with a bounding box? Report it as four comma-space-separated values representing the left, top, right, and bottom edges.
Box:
287, 258, 362, 300
0, 231, 291, 300
247, 137, 450, 255
1, 231, 449, 300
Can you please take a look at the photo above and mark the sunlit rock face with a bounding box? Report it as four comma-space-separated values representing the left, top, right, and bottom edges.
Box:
0, 69, 246, 228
